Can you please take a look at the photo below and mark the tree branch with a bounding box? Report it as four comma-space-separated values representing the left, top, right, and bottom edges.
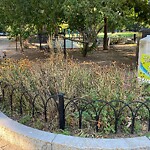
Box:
96, 25, 104, 35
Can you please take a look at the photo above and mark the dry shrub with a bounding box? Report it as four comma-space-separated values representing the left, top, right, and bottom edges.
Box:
0, 54, 147, 136
0, 54, 145, 102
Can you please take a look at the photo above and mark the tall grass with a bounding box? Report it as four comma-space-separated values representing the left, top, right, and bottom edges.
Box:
0, 54, 144, 101
0, 54, 148, 137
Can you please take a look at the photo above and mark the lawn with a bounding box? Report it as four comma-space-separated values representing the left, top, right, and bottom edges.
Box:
98, 32, 138, 38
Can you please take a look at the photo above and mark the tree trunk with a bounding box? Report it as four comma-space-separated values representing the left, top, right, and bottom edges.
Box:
47, 34, 51, 51
90, 38, 97, 50
15, 35, 18, 51
19, 35, 23, 52
38, 33, 42, 50
103, 16, 108, 50
63, 29, 67, 59
82, 42, 89, 57
136, 40, 139, 68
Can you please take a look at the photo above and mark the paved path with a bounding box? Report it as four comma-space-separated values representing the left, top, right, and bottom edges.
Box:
60, 39, 82, 49
0, 37, 20, 149
0, 37, 11, 51
0, 138, 20, 150
34, 39, 82, 49
0, 138, 11, 150
0, 36, 16, 49
0, 36, 82, 61
0, 36, 16, 59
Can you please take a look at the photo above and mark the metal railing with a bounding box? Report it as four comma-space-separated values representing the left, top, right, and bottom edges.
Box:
0, 81, 149, 134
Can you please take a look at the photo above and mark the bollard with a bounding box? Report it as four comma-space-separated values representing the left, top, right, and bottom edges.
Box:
133, 34, 136, 43
63, 29, 66, 59
58, 93, 65, 130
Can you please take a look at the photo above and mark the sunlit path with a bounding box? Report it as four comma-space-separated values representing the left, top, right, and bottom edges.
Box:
0, 36, 16, 58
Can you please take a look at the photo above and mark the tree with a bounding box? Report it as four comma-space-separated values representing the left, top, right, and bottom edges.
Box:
0, 0, 34, 51
63, 0, 102, 56
1, 0, 149, 57
24, 0, 65, 49
128, 0, 150, 63
63, 0, 134, 56
119, 0, 150, 31
0, 0, 65, 50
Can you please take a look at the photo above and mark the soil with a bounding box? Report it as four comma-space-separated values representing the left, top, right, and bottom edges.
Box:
5, 46, 50, 61
5, 44, 137, 69
68, 45, 137, 68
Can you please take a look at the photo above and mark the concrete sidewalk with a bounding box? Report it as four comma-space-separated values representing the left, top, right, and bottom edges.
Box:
0, 138, 21, 150
0, 138, 9, 150
0, 36, 16, 59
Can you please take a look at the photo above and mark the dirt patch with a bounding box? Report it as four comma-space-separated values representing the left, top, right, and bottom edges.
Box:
6, 44, 137, 68
6, 48, 50, 61
68, 44, 137, 67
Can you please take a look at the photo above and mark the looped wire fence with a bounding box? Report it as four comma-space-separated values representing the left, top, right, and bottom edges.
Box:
0, 81, 150, 134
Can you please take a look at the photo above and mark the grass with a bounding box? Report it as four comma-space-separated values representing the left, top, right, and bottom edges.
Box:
64, 31, 137, 44
65, 31, 137, 38
98, 32, 138, 38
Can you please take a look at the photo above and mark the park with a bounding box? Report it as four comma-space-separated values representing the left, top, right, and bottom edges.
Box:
0, 0, 150, 149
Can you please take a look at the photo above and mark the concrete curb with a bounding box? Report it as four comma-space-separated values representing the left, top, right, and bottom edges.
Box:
0, 112, 150, 150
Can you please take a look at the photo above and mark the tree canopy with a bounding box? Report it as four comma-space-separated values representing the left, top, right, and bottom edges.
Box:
0, 0, 149, 55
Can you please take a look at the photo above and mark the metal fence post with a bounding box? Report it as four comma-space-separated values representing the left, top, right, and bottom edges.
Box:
58, 93, 65, 130
148, 118, 150, 131
131, 115, 135, 134
63, 29, 67, 59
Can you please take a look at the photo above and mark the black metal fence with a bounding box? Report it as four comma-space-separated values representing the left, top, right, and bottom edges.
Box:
0, 81, 150, 135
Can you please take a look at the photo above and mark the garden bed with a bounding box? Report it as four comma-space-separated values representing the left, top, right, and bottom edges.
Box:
0, 53, 150, 138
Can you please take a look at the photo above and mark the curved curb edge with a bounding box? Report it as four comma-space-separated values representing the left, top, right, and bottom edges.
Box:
0, 112, 150, 150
